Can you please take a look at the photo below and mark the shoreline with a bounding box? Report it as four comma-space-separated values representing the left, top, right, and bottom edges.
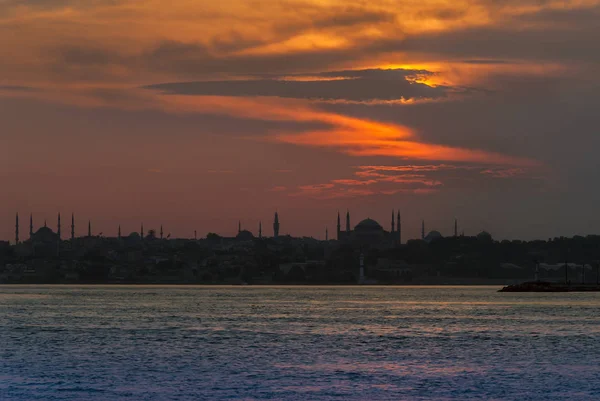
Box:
0, 282, 519, 287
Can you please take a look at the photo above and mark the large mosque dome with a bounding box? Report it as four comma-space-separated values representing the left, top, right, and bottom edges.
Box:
353, 218, 385, 245
32, 227, 60, 243
354, 218, 383, 231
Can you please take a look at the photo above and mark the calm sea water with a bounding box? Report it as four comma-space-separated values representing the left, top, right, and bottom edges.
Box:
1, 286, 599, 400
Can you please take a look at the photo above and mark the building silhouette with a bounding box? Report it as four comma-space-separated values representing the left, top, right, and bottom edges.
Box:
336, 210, 402, 246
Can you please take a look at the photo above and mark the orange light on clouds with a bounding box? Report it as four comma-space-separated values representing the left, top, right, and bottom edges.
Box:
161, 94, 530, 166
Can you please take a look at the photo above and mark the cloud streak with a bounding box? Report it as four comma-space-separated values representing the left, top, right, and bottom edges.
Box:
145, 68, 451, 103
289, 163, 540, 199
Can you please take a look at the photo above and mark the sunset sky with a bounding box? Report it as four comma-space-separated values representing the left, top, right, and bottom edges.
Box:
1, 0, 599, 241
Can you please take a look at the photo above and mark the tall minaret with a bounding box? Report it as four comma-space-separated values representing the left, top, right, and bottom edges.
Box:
273, 212, 280, 238
88, 220, 92, 237
397, 211, 401, 245
44, 220, 47, 228
160, 225, 164, 239
325, 227, 328, 241
238, 221, 242, 234
345, 210, 350, 233
337, 211, 341, 240
391, 210, 395, 233
421, 220, 425, 240
118, 225, 122, 240
15, 213, 19, 245
194, 230, 197, 240
454, 218, 458, 237
71, 214, 75, 241
141, 224, 144, 239
259, 221, 262, 239
29, 214, 33, 239
57, 213, 61, 239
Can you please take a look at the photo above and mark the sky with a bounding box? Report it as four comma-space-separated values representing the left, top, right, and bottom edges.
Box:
1, 0, 599, 241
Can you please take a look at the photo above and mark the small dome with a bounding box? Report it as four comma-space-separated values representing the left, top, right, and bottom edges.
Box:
236, 230, 255, 241
477, 231, 493, 241
355, 218, 383, 231
424, 230, 443, 243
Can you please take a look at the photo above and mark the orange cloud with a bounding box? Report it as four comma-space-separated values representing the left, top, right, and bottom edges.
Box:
3, 85, 536, 166
288, 163, 542, 199
163, 93, 536, 166
0, 0, 595, 88
331, 179, 379, 186
272, 119, 535, 166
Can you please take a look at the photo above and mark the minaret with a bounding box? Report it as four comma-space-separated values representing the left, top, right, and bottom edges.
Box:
337, 211, 341, 240
259, 221, 262, 239
160, 225, 164, 239
44, 220, 47, 228
141, 224, 144, 239
345, 210, 350, 233
421, 220, 425, 240
391, 210, 395, 233
71, 214, 75, 241
454, 218, 458, 237
88, 220, 92, 237
29, 214, 33, 239
273, 212, 280, 238
238, 221, 241, 234
326, 227, 328, 241
15, 213, 19, 245
57, 213, 61, 239
397, 211, 401, 245
194, 230, 197, 240
118, 225, 122, 240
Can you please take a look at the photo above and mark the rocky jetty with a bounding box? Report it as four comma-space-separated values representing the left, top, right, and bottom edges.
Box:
499, 281, 600, 292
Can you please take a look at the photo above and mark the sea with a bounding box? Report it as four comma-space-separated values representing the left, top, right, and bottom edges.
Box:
1, 285, 599, 400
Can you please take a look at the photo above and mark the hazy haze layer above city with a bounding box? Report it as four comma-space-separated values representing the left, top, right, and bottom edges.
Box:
1, 0, 599, 241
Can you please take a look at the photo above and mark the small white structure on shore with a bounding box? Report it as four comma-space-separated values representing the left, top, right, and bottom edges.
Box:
359, 253, 365, 284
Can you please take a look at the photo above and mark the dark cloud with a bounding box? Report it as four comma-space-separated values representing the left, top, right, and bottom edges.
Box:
379, 7, 600, 63
304, 69, 435, 79
461, 59, 511, 65
514, 6, 600, 26
59, 46, 123, 66
311, 8, 396, 29
209, 35, 266, 54
414, 7, 468, 21
144, 41, 363, 76
144, 68, 450, 102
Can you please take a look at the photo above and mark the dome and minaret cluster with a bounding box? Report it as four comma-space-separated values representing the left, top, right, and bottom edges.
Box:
10, 210, 488, 248
336, 210, 402, 246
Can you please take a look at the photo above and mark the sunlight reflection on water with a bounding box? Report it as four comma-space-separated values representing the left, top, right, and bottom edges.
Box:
1, 285, 600, 400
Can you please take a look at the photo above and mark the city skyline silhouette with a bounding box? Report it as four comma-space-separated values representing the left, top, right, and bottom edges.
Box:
2, 1, 599, 244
